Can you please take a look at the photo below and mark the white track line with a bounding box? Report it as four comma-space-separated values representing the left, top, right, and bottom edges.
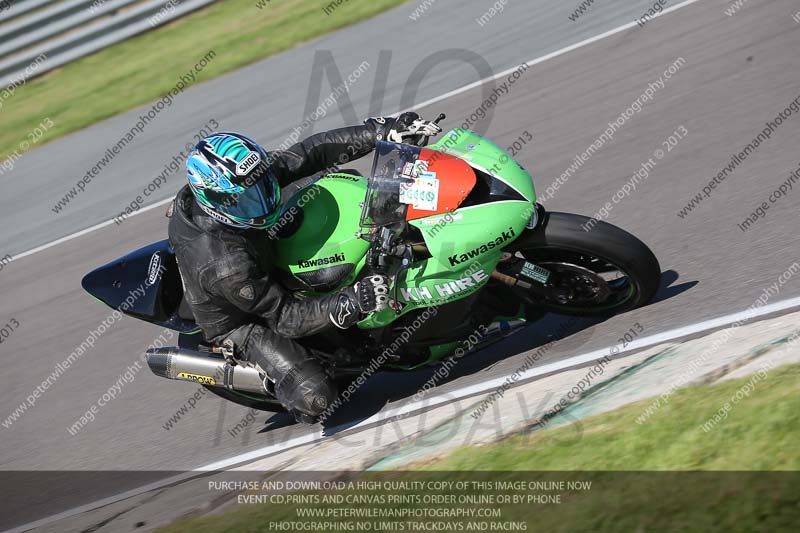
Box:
202, 293, 800, 473
4, 1, 710, 531
12, 197, 174, 262
8, 293, 800, 533
404, 0, 703, 113
8, 0, 703, 266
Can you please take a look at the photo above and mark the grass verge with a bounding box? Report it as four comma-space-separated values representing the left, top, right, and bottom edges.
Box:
157, 364, 800, 532
429, 363, 800, 471
0, 0, 407, 160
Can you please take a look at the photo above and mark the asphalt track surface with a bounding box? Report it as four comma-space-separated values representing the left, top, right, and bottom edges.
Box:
2, 0, 800, 528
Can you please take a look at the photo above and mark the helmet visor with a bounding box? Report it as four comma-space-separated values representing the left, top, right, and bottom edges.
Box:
205, 178, 280, 229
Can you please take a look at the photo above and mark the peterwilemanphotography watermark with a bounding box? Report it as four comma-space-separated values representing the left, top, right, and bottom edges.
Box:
52, 50, 217, 214
0, 54, 46, 112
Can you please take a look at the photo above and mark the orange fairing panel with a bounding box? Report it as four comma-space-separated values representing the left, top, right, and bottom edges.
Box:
403, 148, 476, 221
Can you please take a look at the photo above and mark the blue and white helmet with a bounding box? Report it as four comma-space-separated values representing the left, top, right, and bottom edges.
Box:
185, 132, 281, 229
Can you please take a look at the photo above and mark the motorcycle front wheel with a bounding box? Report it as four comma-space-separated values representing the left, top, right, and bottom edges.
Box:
508, 211, 661, 316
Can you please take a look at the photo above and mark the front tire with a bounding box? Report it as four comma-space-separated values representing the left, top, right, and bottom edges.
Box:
509, 211, 661, 316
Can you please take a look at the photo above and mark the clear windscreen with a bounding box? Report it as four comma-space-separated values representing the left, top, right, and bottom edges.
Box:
360, 141, 422, 227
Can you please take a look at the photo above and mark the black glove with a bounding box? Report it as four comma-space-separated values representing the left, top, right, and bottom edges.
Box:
329, 274, 390, 329
386, 112, 443, 145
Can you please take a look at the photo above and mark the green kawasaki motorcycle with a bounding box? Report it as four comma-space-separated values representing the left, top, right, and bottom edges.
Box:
82, 117, 661, 413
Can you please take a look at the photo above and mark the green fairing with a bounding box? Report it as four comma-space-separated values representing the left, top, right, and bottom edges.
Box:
360, 201, 529, 328
273, 130, 536, 333
429, 129, 537, 203
363, 130, 534, 328
273, 174, 369, 289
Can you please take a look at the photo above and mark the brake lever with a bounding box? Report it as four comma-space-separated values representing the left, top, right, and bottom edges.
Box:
419, 113, 446, 147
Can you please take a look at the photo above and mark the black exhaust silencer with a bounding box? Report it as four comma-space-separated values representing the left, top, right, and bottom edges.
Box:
145, 347, 265, 393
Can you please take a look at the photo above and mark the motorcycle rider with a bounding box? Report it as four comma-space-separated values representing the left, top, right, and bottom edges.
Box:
167, 113, 442, 423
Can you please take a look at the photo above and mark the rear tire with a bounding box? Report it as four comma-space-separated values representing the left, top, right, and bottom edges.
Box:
510, 211, 661, 316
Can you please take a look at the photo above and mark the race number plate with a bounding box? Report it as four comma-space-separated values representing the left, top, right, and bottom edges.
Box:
399, 175, 439, 211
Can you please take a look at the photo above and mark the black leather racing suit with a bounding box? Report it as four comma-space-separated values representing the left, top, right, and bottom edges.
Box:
167, 117, 400, 421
